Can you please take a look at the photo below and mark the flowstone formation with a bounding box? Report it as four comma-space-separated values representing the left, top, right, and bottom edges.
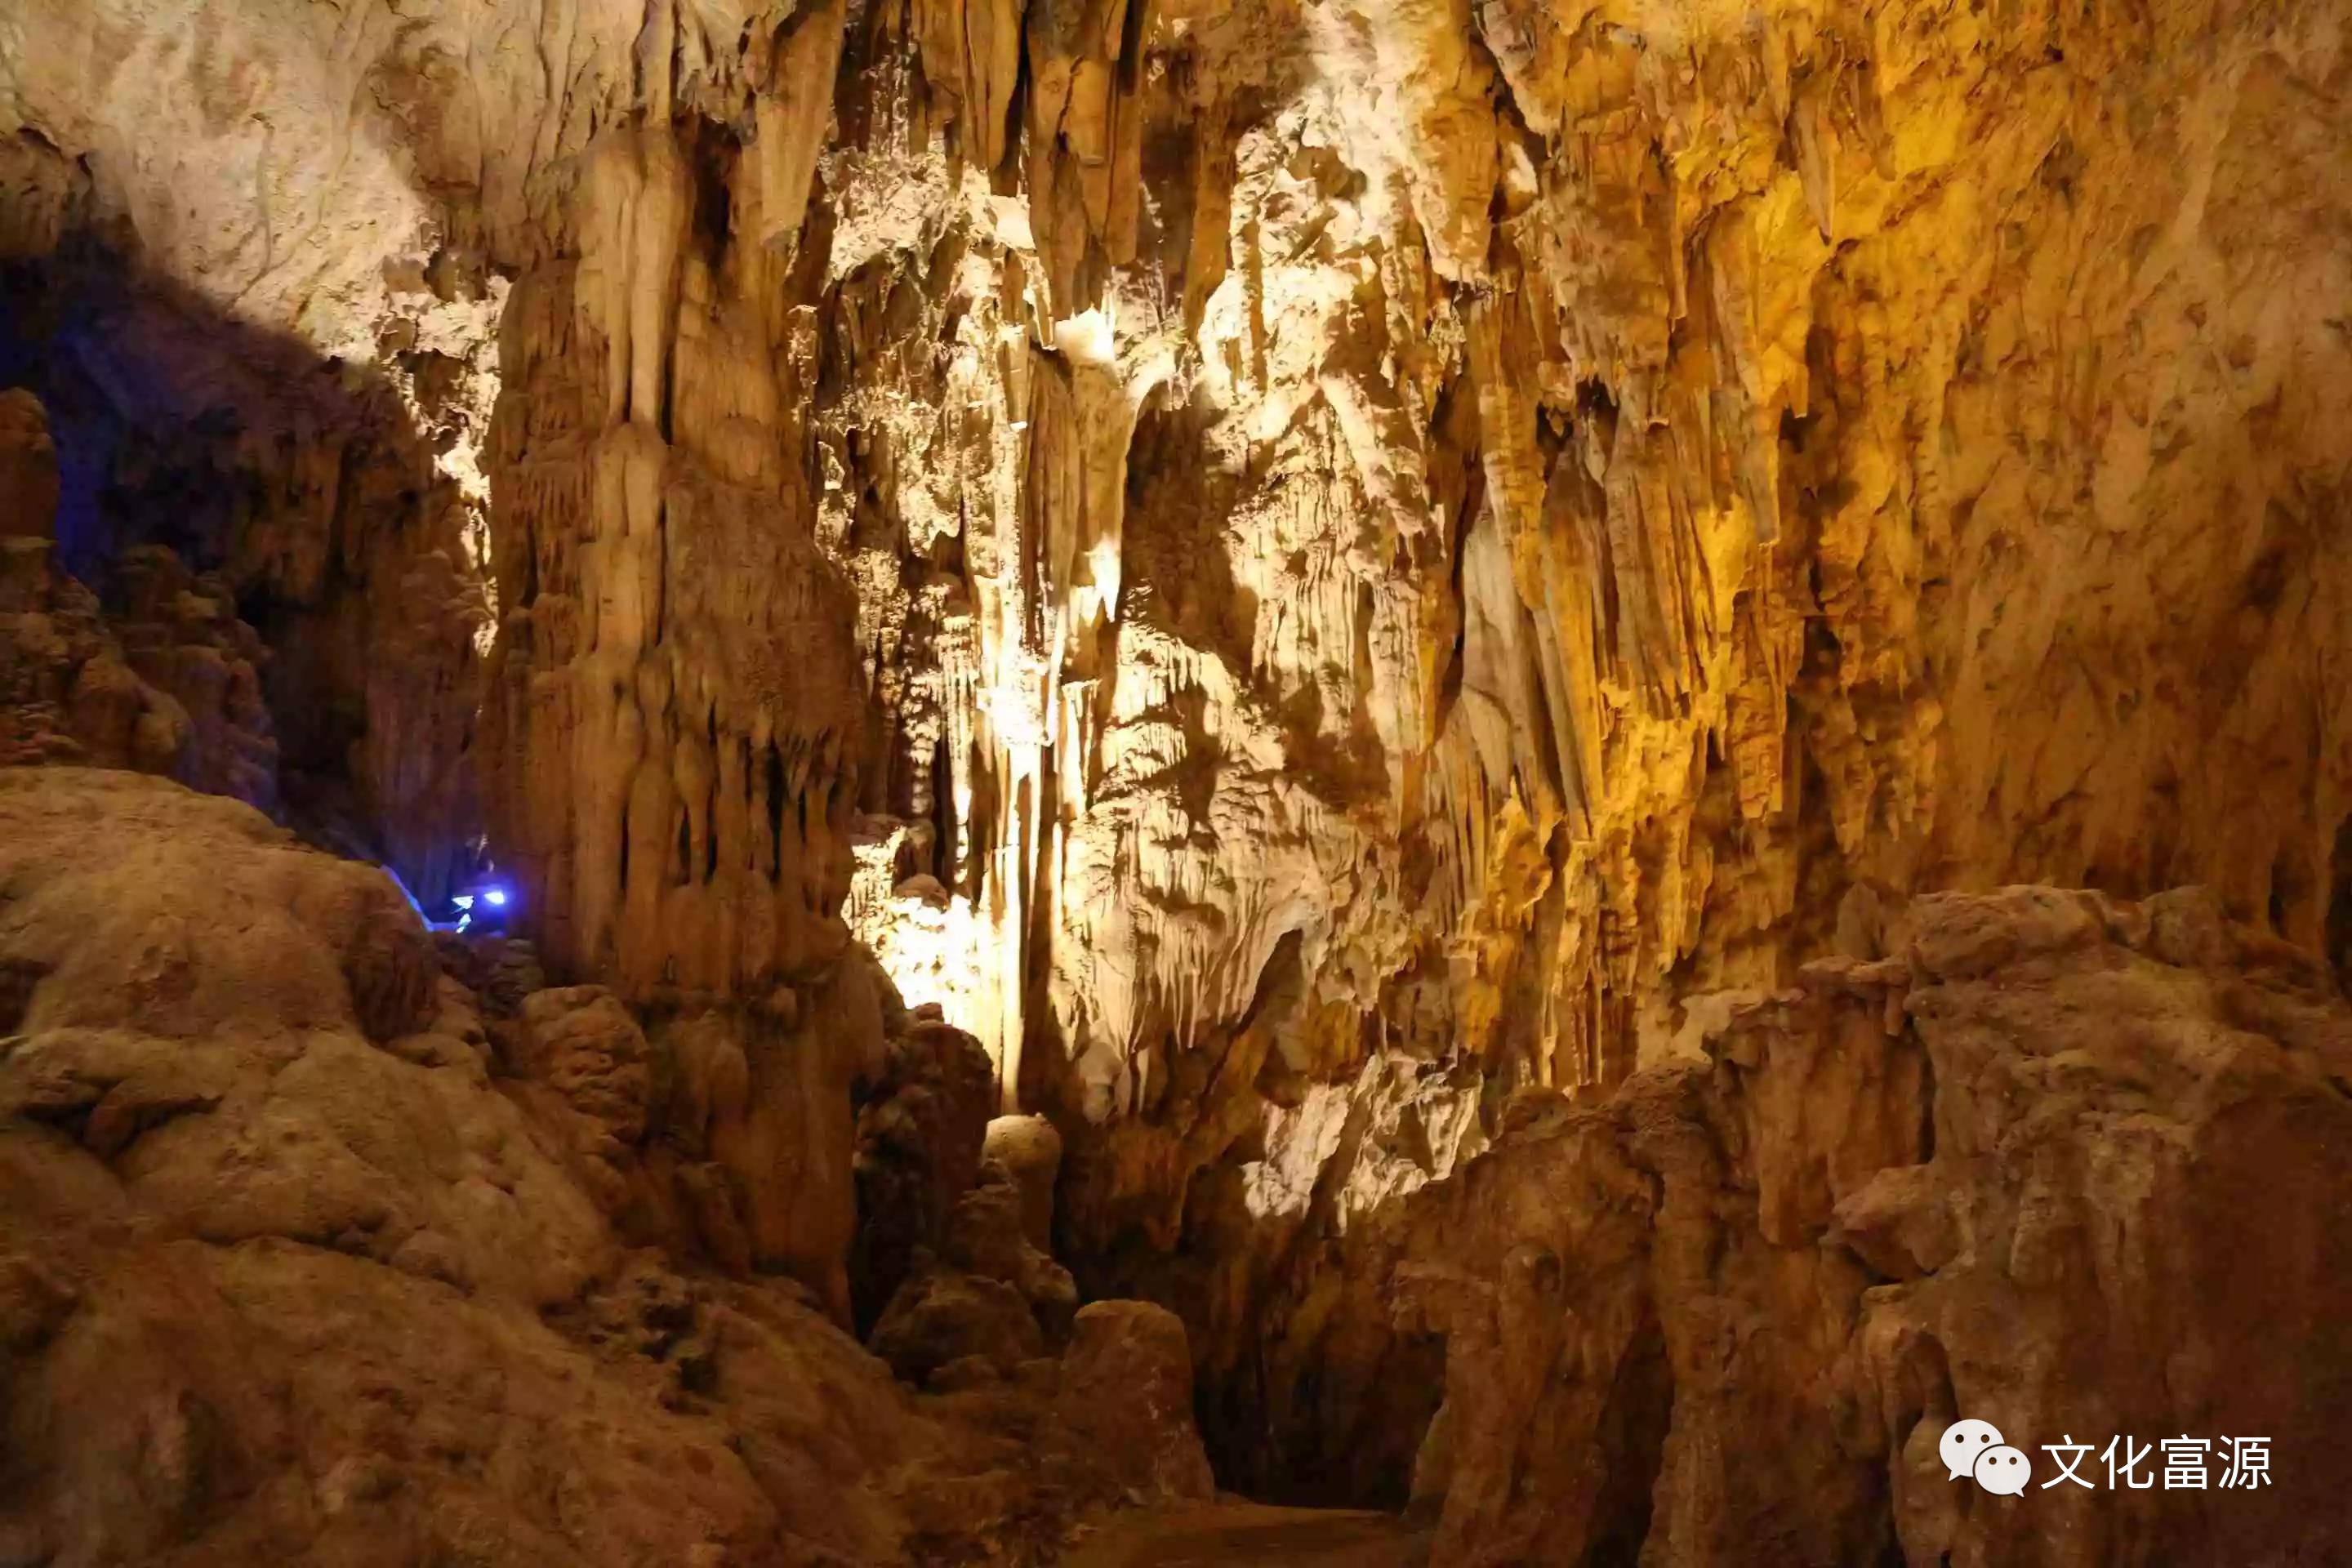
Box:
2, 0, 2352, 1559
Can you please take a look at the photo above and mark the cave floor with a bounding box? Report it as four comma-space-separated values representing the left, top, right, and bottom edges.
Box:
1054, 1503, 1432, 1566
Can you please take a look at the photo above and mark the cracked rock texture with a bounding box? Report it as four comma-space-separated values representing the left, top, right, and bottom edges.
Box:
2, 0, 2352, 1552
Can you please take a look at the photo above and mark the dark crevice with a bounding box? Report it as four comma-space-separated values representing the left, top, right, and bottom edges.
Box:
2327, 813, 2352, 990
1916, 1037, 1938, 1162
931, 730, 956, 883
1582, 1312, 1673, 1568
0, 958, 45, 1035
705, 782, 719, 883
617, 801, 631, 894
764, 742, 786, 884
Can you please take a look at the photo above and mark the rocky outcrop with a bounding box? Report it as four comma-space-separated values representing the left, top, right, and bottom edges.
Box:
0, 397, 275, 804
853, 1009, 1000, 1326
0, 766, 1227, 1566
487, 950, 969, 1330
106, 545, 280, 809
868, 1134, 1080, 1387
0, 536, 278, 808
1051, 1302, 1217, 1508
1375, 885, 2352, 1566
2, 536, 188, 777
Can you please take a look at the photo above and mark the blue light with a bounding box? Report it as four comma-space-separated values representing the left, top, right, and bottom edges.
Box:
483, 887, 509, 907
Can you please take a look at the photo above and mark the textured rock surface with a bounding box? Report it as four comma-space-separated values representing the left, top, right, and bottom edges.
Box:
0, 768, 1224, 1565
2, 0, 2351, 1540
2, 536, 188, 776
0, 397, 276, 804
1374, 885, 2352, 1565
1052, 1301, 1218, 1507
853, 1004, 1000, 1325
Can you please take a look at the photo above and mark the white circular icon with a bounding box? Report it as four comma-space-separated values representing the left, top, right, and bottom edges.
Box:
1940, 1418, 2007, 1481
1974, 1444, 2033, 1495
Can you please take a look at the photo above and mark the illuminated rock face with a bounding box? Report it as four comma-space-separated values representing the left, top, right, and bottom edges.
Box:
4, 0, 2352, 1553
477, 126, 875, 997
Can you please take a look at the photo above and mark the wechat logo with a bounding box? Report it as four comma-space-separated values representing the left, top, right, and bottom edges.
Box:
1943, 1419, 2033, 1496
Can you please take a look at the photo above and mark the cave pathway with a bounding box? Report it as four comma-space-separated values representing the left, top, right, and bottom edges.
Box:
1052, 1503, 1432, 1566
